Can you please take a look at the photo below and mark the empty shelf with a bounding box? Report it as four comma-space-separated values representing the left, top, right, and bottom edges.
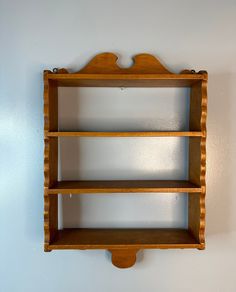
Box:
47, 131, 203, 137
47, 73, 204, 87
48, 180, 202, 194
49, 228, 201, 250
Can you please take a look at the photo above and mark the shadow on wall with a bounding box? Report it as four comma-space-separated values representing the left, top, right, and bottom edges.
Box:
57, 86, 190, 230
25, 72, 236, 241
206, 72, 236, 236
58, 87, 190, 131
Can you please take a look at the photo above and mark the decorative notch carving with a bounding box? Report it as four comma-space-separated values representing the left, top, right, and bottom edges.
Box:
44, 53, 208, 78
77, 52, 173, 74
44, 53, 177, 75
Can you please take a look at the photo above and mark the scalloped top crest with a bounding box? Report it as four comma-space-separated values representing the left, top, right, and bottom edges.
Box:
77, 52, 172, 74
45, 52, 207, 77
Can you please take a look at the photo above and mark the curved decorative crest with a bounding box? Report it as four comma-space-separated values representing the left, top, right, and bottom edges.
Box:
77, 52, 172, 74
44, 53, 207, 78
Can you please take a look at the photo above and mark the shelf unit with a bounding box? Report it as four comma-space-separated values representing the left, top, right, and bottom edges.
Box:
44, 52, 207, 268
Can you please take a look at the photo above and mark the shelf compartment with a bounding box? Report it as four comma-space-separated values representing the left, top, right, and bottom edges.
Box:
48, 228, 201, 250
47, 131, 203, 137
48, 180, 202, 194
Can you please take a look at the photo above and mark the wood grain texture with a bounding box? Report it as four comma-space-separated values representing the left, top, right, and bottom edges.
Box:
43, 53, 208, 266
45, 53, 206, 87
75, 53, 173, 74
46, 228, 201, 267
188, 75, 207, 247
48, 180, 202, 194
44, 72, 59, 187
189, 82, 203, 131
47, 131, 203, 137
109, 249, 139, 268
189, 137, 201, 186
44, 195, 58, 251
44, 72, 58, 251
189, 78, 207, 134
47, 74, 204, 87
198, 78, 207, 245
48, 228, 200, 249
188, 192, 205, 248
46, 52, 206, 76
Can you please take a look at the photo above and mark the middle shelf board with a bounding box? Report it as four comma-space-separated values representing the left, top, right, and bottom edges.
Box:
47, 131, 203, 137
48, 180, 202, 194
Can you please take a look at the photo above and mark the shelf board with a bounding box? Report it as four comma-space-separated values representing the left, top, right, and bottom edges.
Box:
48, 228, 201, 250
47, 73, 203, 87
47, 131, 202, 137
48, 180, 202, 194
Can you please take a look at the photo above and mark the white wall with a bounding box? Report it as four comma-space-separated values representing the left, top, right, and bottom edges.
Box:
1, 0, 236, 291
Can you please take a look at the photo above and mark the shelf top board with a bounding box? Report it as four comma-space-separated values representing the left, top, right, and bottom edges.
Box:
44, 53, 207, 87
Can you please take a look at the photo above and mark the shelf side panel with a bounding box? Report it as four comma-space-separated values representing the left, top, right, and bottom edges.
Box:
44, 138, 58, 250
44, 78, 58, 132
188, 77, 207, 247
189, 78, 207, 187
189, 137, 201, 186
44, 72, 59, 250
188, 192, 205, 246
44, 194, 58, 251
189, 82, 202, 131
44, 72, 59, 186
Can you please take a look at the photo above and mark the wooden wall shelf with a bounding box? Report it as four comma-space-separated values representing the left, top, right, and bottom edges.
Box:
44, 52, 207, 268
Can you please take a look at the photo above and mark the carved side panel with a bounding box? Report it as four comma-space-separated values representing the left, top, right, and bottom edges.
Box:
188, 192, 206, 246
189, 75, 207, 246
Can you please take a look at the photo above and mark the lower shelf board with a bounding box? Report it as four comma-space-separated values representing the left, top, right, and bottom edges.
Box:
48, 228, 202, 250
48, 180, 202, 194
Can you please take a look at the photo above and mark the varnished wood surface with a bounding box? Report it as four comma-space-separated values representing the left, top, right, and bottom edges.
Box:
110, 249, 139, 269
47, 131, 203, 137
44, 53, 206, 87
188, 74, 207, 245
47, 75, 203, 87
47, 180, 202, 194
188, 192, 205, 247
189, 82, 203, 131
44, 74, 59, 251
48, 228, 201, 250
77, 53, 173, 74
44, 53, 208, 265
